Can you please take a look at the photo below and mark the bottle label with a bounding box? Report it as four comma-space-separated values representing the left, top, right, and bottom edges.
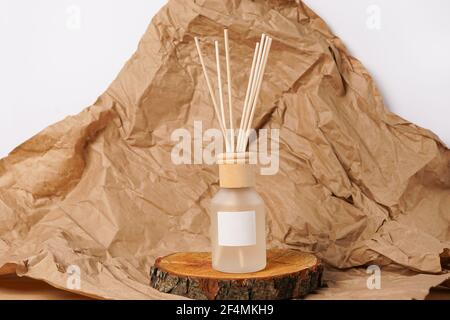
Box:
217, 211, 256, 246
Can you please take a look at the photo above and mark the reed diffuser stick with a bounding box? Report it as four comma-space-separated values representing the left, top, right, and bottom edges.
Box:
224, 29, 234, 152
194, 37, 229, 148
241, 37, 272, 151
238, 34, 267, 152
237, 42, 259, 154
238, 33, 266, 150
195, 32, 272, 153
215, 40, 230, 152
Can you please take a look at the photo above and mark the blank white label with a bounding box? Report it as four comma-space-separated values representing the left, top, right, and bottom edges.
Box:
217, 211, 256, 246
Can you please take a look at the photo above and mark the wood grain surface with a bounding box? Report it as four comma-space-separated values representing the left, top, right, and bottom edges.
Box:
150, 249, 324, 300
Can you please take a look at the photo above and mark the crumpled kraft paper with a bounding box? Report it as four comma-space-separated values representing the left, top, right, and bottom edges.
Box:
0, 0, 448, 300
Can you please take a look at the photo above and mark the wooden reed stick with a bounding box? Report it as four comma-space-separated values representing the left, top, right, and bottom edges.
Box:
195, 33, 272, 154
215, 40, 230, 152
237, 34, 265, 151
194, 37, 229, 147
224, 29, 234, 152
241, 37, 272, 151
238, 34, 267, 152
237, 42, 259, 153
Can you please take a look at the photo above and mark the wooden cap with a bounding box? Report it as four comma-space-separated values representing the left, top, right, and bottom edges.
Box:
217, 153, 256, 188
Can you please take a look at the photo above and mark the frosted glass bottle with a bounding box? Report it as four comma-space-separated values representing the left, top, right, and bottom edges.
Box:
210, 153, 266, 273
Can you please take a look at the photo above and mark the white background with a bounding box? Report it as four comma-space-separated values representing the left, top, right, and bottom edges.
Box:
0, 0, 449, 158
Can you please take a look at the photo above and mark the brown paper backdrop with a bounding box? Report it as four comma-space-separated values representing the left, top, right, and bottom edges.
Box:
0, 0, 449, 299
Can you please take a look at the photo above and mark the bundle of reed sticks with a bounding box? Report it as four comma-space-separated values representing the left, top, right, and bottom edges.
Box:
195, 30, 272, 154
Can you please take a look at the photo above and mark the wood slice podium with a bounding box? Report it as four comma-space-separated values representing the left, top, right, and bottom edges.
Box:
150, 249, 323, 300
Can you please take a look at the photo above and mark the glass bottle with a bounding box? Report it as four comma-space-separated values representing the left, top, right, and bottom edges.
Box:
210, 153, 266, 273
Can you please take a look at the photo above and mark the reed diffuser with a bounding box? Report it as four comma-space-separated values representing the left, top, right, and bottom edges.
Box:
195, 30, 272, 273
